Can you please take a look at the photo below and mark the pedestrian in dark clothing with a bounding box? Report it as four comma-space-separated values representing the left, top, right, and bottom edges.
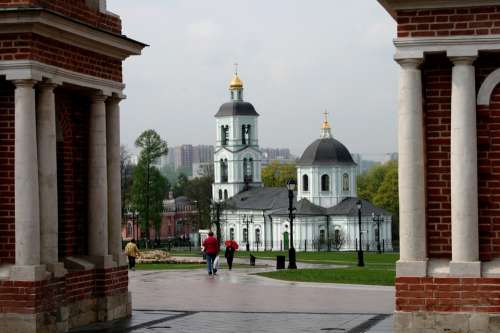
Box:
225, 244, 235, 270
202, 231, 219, 275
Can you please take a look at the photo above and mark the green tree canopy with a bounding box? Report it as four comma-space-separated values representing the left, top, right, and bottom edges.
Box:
261, 161, 297, 187
172, 173, 189, 197
184, 176, 213, 230
135, 129, 168, 166
357, 160, 398, 216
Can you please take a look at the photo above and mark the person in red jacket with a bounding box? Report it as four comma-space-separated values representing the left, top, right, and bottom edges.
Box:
202, 231, 219, 275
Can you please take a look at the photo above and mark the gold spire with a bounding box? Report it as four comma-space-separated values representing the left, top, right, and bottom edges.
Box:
322, 110, 330, 129
229, 62, 243, 90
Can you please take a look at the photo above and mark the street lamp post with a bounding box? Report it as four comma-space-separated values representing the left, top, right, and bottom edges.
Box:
243, 215, 253, 252
372, 213, 384, 254
356, 200, 365, 267
287, 179, 297, 269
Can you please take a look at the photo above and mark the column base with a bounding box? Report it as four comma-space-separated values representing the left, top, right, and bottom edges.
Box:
45, 262, 67, 278
396, 260, 427, 277
115, 253, 128, 267
86, 255, 116, 269
449, 261, 481, 277
9, 265, 48, 281
394, 311, 498, 332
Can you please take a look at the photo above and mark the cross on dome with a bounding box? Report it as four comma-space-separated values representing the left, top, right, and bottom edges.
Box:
320, 110, 332, 139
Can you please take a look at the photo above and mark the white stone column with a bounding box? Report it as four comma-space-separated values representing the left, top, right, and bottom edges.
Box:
450, 56, 480, 277
88, 93, 114, 267
36, 82, 66, 277
11, 80, 46, 281
396, 58, 427, 277
106, 96, 127, 266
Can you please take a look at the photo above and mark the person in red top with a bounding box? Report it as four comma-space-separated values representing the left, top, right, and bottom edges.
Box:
202, 231, 219, 275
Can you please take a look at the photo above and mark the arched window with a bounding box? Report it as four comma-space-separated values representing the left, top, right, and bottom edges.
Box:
343, 173, 349, 191
220, 159, 228, 183
243, 157, 253, 182
224, 190, 228, 200
255, 228, 261, 244
230, 228, 235, 240
321, 174, 330, 191
218, 189, 223, 200
302, 174, 309, 191
221, 125, 229, 146
242, 124, 251, 145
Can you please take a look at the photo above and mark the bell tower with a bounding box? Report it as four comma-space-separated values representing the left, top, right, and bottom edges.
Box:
213, 69, 263, 202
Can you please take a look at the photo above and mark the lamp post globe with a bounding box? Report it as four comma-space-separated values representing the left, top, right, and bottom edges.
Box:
286, 179, 297, 269
356, 200, 364, 267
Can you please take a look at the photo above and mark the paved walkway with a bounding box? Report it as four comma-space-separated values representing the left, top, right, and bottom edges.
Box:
73, 258, 395, 332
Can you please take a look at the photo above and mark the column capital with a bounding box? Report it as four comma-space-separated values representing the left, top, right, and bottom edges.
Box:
106, 94, 125, 105
13, 79, 38, 88
37, 81, 58, 91
91, 93, 108, 103
396, 58, 423, 69
450, 56, 477, 66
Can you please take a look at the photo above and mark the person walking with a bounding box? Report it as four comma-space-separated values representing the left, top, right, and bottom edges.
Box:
124, 239, 140, 271
202, 231, 219, 276
225, 242, 235, 270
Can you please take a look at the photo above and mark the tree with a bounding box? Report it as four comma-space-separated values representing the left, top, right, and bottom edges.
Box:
172, 173, 189, 197
132, 130, 168, 241
261, 161, 297, 187
184, 176, 213, 230
131, 162, 167, 242
120, 145, 135, 220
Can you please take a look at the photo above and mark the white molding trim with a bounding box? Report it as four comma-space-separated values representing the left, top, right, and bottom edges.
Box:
379, 0, 500, 19
0, 10, 145, 60
478, 67, 500, 105
0, 60, 125, 96
394, 35, 500, 60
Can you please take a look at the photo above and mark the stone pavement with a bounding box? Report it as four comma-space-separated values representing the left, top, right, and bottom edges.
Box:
73, 258, 395, 332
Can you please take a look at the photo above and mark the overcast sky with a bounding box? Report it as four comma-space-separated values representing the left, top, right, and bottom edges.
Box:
107, 0, 398, 159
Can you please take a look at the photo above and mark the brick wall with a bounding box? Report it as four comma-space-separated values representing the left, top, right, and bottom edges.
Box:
397, 6, 500, 38
56, 89, 89, 259
397, 277, 500, 313
0, 33, 122, 82
423, 54, 452, 259
0, 80, 15, 264
0, 0, 122, 34
0, 267, 129, 315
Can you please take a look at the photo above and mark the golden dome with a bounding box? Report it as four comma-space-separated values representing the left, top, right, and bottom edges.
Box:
229, 75, 243, 89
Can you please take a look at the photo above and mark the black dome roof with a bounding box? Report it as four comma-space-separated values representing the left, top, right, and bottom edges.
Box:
298, 138, 356, 166
215, 101, 259, 117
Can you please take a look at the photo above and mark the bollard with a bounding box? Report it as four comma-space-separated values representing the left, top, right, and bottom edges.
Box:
276, 255, 286, 269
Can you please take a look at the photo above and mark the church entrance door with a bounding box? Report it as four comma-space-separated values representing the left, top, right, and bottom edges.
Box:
283, 232, 289, 250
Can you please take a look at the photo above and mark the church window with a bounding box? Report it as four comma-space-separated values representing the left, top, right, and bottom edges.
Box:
242, 125, 251, 145
303, 175, 309, 191
230, 228, 235, 240
218, 189, 223, 200
319, 230, 325, 244
343, 173, 350, 191
255, 228, 261, 244
243, 228, 248, 243
221, 125, 229, 146
243, 158, 253, 183
220, 159, 228, 183
321, 174, 330, 191
224, 190, 228, 200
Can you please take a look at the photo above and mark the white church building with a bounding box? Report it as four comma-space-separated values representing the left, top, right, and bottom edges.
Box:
212, 73, 393, 252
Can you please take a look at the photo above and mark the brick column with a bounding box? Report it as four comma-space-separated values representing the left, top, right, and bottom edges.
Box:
395, 59, 427, 277
106, 96, 127, 266
88, 93, 114, 268
10, 80, 47, 281
450, 56, 480, 277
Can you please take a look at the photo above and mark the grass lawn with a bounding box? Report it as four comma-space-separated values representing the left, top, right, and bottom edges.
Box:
256, 267, 395, 286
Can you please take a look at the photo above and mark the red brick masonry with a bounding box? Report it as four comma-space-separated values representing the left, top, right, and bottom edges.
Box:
0, 0, 121, 34
0, 267, 128, 315
397, 277, 500, 313
397, 6, 500, 38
